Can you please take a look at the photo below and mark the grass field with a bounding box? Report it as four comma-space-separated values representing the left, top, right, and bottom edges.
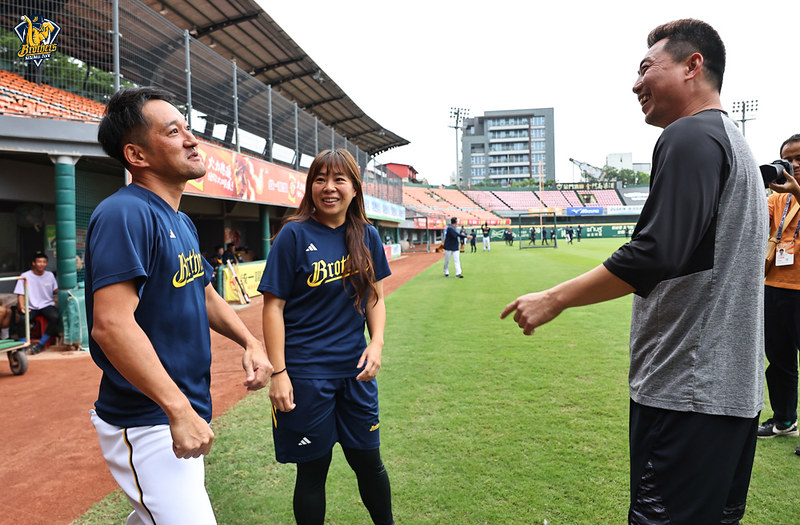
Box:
73, 238, 800, 524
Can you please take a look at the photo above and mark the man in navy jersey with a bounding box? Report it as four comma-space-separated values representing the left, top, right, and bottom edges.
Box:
86, 87, 272, 524
503, 20, 765, 524
443, 217, 467, 278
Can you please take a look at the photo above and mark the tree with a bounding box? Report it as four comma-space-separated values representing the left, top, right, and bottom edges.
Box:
602, 165, 650, 186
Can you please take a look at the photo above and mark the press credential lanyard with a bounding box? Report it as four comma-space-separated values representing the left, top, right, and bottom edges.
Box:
776, 195, 800, 266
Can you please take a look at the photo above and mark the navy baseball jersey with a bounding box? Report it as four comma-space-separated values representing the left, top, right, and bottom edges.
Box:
258, 218, 391, 379
85, 184, 214, 427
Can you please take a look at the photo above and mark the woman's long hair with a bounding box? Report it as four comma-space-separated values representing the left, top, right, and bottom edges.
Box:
284, 148, 377, 313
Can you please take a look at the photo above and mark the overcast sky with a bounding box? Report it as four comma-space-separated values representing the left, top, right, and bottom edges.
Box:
258, 0, 800, 185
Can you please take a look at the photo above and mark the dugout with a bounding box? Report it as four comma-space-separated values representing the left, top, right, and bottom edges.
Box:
0, 0, 408, 348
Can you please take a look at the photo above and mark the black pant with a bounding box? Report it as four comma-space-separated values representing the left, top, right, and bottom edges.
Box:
629, 401, 757, 525
764, 285, 800, 423
32, 305, 60, 337
294, 447, 393, 525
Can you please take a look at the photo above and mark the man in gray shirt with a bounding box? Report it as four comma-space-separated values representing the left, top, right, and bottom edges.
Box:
502, 19, 765, 524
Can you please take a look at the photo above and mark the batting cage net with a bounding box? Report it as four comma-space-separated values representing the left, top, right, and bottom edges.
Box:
517, 212, 558, 249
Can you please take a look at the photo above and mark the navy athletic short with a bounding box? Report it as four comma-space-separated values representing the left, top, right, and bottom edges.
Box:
272, 377, 381, 463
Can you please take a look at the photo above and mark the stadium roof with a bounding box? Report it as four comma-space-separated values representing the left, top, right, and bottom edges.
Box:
141, 0, 408, 156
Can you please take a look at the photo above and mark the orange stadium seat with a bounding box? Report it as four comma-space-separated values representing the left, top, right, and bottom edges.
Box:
578, 189, 623, 206
535, 190, 571, 208
0, 70, 104, 121
561, 190, 584, 207
402, 186, 506, 226
463, 191, 511, 211
493, 191, 543, 210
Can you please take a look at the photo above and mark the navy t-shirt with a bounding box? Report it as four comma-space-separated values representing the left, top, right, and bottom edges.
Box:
85, 184, 214, 427
258, 218, 391, 379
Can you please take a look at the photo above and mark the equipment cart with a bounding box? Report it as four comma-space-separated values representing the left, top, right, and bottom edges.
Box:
0, 276, 32, 375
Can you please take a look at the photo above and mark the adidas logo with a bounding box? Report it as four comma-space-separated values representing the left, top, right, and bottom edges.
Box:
298, 437, 311, 446
169, 229, 176, 239
305, 243, 318, 252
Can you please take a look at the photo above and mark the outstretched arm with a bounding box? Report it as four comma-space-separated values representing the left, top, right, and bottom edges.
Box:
501, 264, 634, 335
205, 283, 272, 391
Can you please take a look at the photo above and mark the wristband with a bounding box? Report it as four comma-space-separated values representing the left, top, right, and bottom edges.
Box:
271, 367, 287, 377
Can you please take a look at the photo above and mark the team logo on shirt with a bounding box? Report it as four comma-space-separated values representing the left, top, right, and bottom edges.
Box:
307, 255, 355, 287
172, 249, 205, 288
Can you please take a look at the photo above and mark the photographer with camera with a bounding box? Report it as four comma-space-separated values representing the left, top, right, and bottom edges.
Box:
761, 134, 800, 454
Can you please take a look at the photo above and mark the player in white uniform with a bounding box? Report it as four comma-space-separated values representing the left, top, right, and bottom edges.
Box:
87, 87, 272, 524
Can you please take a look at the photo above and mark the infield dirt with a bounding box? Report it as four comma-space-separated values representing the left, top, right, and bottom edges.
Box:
0, 251, 440, 525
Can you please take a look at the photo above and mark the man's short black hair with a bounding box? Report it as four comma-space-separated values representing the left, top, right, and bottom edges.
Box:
32, 250, 47, 262
780, 134, 800, 157
647, 19, 726, 92
97, 87, 174, 169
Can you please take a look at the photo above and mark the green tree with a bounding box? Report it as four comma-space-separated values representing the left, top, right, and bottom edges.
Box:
602, 165, 650, 186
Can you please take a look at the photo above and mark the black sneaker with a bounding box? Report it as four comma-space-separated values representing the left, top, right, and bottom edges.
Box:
456, 274, 464, 278
757, 418, 799, 438
27, 342, 44, 355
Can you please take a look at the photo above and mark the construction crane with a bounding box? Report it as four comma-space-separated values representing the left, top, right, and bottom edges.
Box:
568, 158, 605, 180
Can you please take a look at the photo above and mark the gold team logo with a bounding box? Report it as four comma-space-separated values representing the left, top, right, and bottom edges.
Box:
14, 14, 61, 67
172, 249, 206, 288
307, 255, 353, 287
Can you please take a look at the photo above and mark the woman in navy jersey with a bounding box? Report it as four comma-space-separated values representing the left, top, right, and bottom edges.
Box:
259, 149, 393, 525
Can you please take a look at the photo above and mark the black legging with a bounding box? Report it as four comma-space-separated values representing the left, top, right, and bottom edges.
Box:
293, 447, 393, 525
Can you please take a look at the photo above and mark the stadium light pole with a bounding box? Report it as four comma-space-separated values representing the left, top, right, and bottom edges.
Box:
449, 107, 469, 187
731, 100, 758, 137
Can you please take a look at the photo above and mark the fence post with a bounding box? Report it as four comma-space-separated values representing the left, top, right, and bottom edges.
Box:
294, 103, 299, 171
112, 0, 120, 92
267, 85, 273, 161
232, 59, 240, 152
184, 30, 192, 127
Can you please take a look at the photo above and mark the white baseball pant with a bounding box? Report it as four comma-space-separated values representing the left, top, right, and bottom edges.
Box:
91, 410, 216, 525
443, 249, 462, 276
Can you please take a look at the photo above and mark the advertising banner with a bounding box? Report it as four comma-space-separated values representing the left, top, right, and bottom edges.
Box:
185, 142, 305, 208
606, 205, 644, 215
566, 207, 604, 216
555, 181, 617, 191
364, 194, 405, 222
222, 260, 265, 302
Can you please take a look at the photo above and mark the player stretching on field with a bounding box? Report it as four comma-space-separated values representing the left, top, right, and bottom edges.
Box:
86, 87, 272, 524
259, 149, 394, 525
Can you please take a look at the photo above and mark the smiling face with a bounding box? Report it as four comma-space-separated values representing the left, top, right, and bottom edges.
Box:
632, 38, 690, 129
135, 99, 206, 182
311, 161, 357, 228
31, 256, 47, 276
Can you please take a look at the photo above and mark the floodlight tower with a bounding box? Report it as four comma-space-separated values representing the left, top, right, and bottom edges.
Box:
730, 100, 758, 137
449, 107, 469, 187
